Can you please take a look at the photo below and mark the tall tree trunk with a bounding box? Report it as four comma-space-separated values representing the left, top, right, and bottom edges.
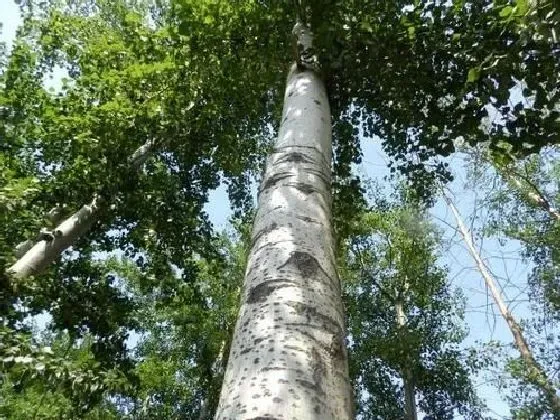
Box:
396, 300, 418, 420
443, 192, 560, 417
7, 138, 157, 280
215, 21, 353, 420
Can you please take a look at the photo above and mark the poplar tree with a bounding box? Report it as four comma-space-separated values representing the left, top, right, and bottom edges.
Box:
216, 11, 353, 419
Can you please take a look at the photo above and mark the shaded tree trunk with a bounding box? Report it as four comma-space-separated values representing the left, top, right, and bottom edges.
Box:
443, 192, 560, 417
215, 21, 353, 420
396, 300, 418, 420
7, 138, 157, 280
199, 339, 229, 420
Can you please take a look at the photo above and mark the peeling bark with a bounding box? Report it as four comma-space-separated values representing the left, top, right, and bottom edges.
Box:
215, 22, 352, 420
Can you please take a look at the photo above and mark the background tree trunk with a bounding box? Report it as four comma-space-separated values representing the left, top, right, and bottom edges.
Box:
443, 192, 560, 417
215, 22, 353, 420
396, 300, 418, 420
499, 166, 560, 221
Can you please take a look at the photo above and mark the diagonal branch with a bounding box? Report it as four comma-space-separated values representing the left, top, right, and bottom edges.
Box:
443, 189, 560, 416
7, 137, 159, 280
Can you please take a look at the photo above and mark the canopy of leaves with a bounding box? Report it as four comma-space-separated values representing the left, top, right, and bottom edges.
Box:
311, 0, 559, 196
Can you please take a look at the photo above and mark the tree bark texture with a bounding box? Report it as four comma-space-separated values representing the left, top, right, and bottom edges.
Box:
7, 138, 156, 280
215, 23, 353, 420
443, 192, 560, 417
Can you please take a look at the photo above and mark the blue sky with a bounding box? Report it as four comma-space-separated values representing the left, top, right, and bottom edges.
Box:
1, 1, 545, 417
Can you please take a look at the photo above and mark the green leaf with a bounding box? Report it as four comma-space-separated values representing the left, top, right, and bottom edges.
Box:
407, 26, 416, 40
467, 67, 481, 83
500, 6, 513, 18
360, 21, 373, 33
515, 0, 528, 16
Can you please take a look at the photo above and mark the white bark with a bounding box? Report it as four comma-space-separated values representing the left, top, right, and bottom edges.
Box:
443, 192, 560, 416
504, 170, 560, 222
128, 138, 157, 168
215, 24, 352, 420
14, 239, 35, 259
8, 197, 103, 279
484, 151, 560, 221
7, 139, 156, 280
396, 301, 418, 420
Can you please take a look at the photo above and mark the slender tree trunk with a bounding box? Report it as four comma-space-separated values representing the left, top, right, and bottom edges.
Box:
7, 138, 157, 280
199, 339, 228, 420
396, 300, 418, 420
215, 21, 353, 420
501, 168, 560, 222
443, 192, 560, 416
